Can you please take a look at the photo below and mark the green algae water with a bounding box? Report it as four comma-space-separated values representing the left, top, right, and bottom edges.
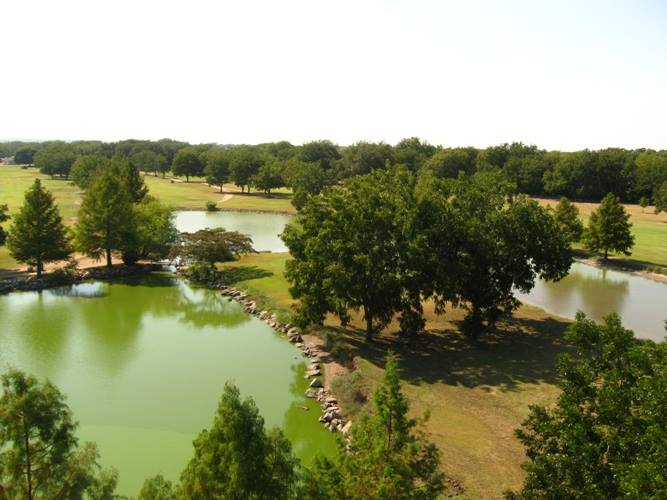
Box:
0, 274, 336, 495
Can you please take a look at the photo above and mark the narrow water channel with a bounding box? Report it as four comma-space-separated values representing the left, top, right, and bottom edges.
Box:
0, 275, 337, 495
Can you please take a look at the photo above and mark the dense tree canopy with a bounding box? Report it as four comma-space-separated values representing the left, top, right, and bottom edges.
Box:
132, 150, 168, 177
228, 147, 263, 192
6, 179, 72, 276
283, 159, 330, 210
33, 142, 77, 178
179, 383, 298, 499
338, 141, 394, 177
297, 140, 340, 170
13, 146, 39, 165
655, 180, 667, 214
422, 148, 477, 179
508, 314, 667, 499
584, 193, 634, 260
251, 160, 284, 195
172, 147, 205, 182
70, 155, 109, 189
204, 148, 230, 192
0, 370, 118, 499
552, 196, 584, 244
393, 137, 436, 171
0, 204, 8, 246
75, 170, 135, 267
120, 196, 178, 265
282, 169, 416, 341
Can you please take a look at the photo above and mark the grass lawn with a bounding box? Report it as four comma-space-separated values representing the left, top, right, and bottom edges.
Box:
220, 252, 570, 499
144, 175, 296, 214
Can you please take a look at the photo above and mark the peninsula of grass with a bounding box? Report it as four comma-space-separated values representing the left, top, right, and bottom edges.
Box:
219, 251, 571, 499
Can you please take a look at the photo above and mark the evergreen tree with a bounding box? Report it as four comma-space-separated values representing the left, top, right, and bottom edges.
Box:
508, 314, 667, 498
303, 355, 444, 499
0, 370, 119, 499
179, 383, 298, 499
0, 204, 8, 246
584, 192, 634, 260
75, 170, 135, 267
117, 159, 148, 202
6, 179, 72, 277
552, 196, 584, 244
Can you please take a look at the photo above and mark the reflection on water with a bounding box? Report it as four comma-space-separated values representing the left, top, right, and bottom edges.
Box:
174, 211, 292, 252
0, 276, 336, 495
519, 262, 667, 341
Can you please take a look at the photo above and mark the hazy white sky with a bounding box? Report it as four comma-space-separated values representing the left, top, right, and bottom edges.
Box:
3, 0, 666, 150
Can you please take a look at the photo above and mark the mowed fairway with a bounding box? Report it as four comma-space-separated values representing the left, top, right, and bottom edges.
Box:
220, 251, 569, 499
0, 166, 294, 269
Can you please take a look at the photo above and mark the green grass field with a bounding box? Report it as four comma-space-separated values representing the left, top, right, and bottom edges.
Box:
220, 251, 570, 498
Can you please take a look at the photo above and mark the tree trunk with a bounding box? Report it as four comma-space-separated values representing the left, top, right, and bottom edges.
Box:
22, 415, 33, 500
365, 312, 374, 342
106, 249, 112, 267
604, 248, 608, 261
36, 261, 43, 278
186, 175, 189, 182
220, 184, 223, 193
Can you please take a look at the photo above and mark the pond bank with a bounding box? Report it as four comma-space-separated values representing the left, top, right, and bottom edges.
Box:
0, 263, 160, 295
217, 283, 352, 435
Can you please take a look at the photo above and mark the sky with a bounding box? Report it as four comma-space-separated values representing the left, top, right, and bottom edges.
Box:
2, 0, 666, 150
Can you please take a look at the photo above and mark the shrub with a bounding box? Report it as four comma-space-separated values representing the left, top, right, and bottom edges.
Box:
205, 200, 218, 211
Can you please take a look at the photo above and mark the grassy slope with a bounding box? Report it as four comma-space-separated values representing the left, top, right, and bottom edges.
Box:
220, 252, 570, 499
0, 167, 295, 269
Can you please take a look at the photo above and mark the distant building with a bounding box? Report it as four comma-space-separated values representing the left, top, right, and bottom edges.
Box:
0, 156, 15, 165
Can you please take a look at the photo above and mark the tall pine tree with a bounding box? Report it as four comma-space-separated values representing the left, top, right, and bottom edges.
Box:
6, 179, 72, 277
75, 170, 135, 267
584, 193, 634, 260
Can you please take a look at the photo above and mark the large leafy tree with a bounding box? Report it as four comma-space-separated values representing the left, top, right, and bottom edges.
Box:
172, 147, 205, 182
508, 314, 667, 499
228, 147, 263, 193
75, 170, 135, 267
393, 137, 436, 171
120, 196, 178, 265
297, 140, 340, 171
552, 196, 584, 244
282, 159, 330, 210
173, 228, 254, 267
338, 141, 394, 178
0, 370, 118, 500
302, 355, 444, 499
115, 158, 148, 202
131, 150, 168, 177
584, 192, 634, 260
422, 147, 478, 179
13, 146, 39, 165
654, 180, 667, 214
251, 161, 284, 196
70, 155, 109, 189
418, 172, 572, 338
179, 383, 298, 500
33, 142, 77, 178
282, 168, 416, 341
0, 204, 8, 246
204, 148, 230, 192
6, 179, 72, 277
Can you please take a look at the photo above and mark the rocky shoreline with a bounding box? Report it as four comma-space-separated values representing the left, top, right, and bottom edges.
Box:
218, 284, 351, 435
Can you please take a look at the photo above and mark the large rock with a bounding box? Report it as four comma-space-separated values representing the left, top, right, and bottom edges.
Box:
309, 378, 323, 388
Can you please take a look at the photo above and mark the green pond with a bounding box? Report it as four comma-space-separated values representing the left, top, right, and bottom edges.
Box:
0, 274, 337, 495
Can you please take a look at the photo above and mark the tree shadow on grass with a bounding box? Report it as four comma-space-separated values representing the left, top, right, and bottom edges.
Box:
220, 265, 274, 284
326, 314, 572, 392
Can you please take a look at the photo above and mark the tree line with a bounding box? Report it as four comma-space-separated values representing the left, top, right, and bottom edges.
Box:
4, 138, 667, 209
282, 168, 635, 341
